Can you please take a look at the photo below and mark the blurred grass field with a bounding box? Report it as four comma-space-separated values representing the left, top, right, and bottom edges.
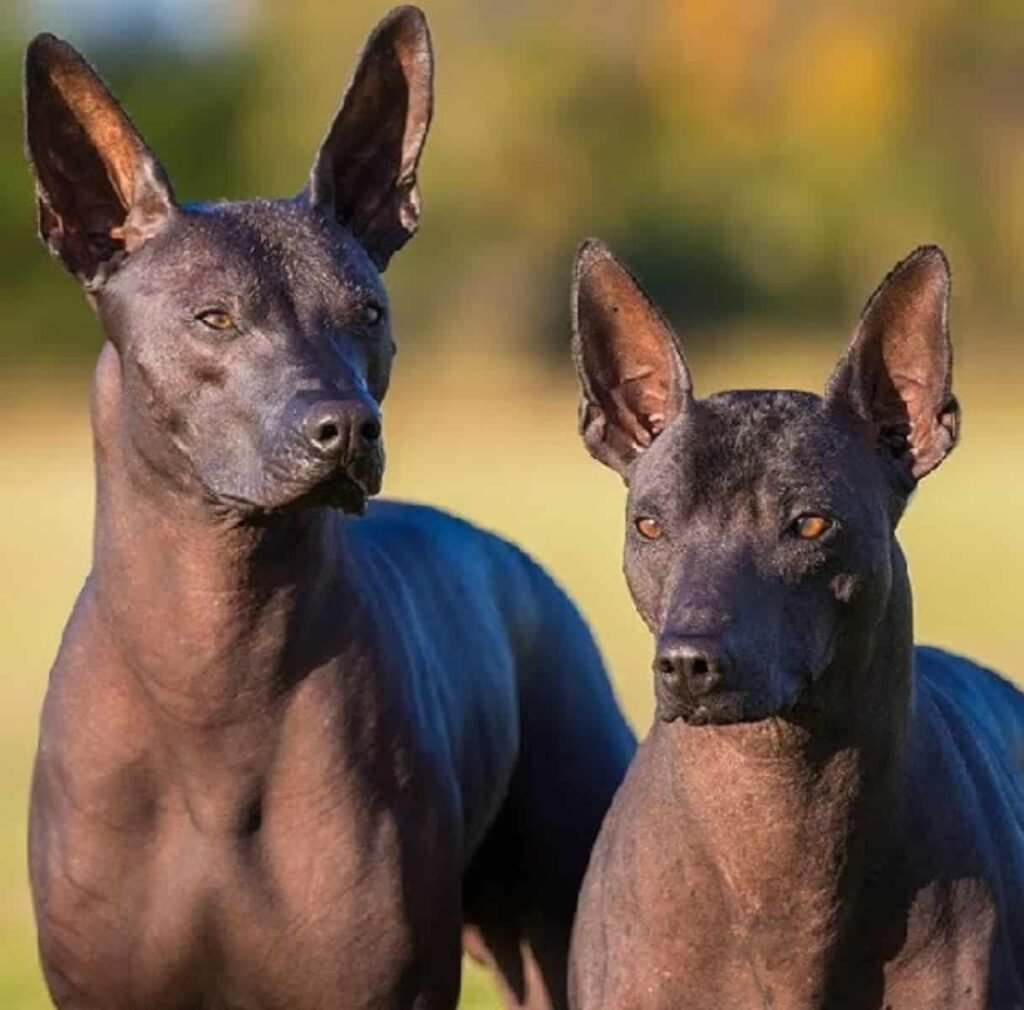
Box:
6, 1, 1024, 1006
2, 332, 1022, 1008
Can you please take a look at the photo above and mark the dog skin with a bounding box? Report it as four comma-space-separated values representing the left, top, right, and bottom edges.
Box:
24, 13, 635, 1009
567, 240, 1024, 1009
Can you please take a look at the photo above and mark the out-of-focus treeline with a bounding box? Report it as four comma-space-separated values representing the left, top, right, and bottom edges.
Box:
4, 0, 1024, 373
4, 7, 1024, 1007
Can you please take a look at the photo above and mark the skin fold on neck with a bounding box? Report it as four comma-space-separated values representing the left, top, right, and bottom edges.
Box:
86, 340, 351, 729
652, 551, 915, 1001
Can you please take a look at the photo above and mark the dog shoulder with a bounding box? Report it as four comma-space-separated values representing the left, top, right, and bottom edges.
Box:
911, 646, 1024, 859
915, 645, 1024, 768
357, 499, 601, 668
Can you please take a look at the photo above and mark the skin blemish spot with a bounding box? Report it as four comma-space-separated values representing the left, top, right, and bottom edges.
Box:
830, 573, 859, 603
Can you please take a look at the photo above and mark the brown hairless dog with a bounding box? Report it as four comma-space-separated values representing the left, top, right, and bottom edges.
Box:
24, 14, 634, 1009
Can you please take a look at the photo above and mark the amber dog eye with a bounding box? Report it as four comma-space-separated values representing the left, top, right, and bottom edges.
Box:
195, 308, 235, 332
793, 514, 832, 540
635, 517, 663, 541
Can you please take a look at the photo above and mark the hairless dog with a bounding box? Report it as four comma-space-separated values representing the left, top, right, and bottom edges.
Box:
24, 13, 634, 1009
568, 240, 1024, 1009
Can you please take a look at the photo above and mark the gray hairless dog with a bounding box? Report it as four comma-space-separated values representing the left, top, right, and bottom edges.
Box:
568, 240, 1024, 1009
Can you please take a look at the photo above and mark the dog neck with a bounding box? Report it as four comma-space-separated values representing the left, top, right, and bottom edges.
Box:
86, 341, 351, 726
660, 548, 914, 998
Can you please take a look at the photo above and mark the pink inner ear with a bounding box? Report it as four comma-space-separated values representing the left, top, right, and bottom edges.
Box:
831, 246, 956, 480
48, 64, 141, 212
574, 242, 691, 473
29, 40, 176, 284
594, 350, 676, 450
306, 8, 432, 271
611, 364, 671, 443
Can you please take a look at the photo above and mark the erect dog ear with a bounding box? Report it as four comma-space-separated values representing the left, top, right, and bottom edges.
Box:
826, 245, 959, 485
571, 239, 692, 478
304, 6, 433, 271
24, 33, 176, 289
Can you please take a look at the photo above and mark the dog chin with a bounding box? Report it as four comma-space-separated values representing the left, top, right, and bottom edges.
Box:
212, 467, 378, 518
659, 672, 827, 728
287, 450, 386, 514
657, 692, 740, 725
275, 464, 381, 515
300, 471, 372, 514
658, 691, 792, 727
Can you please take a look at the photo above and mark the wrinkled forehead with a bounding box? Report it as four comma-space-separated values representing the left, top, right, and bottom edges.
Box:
631, 390, 878, 515
125, 199, 385, 305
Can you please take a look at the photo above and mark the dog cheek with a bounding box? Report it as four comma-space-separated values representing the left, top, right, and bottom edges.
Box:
623, 551, 663, 633
830, 573, 860, 604
366, 343, 394, 403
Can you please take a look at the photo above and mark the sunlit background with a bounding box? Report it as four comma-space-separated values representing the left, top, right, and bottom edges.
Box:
2, 0, 1023, 1006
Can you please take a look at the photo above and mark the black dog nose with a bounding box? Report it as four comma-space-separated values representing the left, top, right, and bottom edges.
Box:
302, 400, 380, 459
655, 641, 727, 698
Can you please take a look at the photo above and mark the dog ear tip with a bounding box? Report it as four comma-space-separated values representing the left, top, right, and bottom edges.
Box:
578, 236, 609, 255
575, 237, 614, 273
393, 5, 428, 24
365, 7, 432, 79
27, 31, 59, 53
914, 242, 947, 259
902, 243, 951, 281
26, 32, 74, 68
25, 33, 90, 91
381, 5, 430, 40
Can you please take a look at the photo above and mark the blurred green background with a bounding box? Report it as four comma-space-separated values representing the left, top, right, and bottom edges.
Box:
2, 0, 1023, 1006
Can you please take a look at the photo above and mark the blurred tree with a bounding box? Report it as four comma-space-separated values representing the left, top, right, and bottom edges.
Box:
0, 31, 254, 369
3, 0, 1024, 372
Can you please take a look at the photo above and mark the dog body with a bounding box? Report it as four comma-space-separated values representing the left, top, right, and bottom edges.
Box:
26, 15, 634, 1010
567, 242, 1024, 1009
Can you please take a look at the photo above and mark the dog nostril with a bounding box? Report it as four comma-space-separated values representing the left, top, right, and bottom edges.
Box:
316, 421, 341, 446
656, 656, 676, 676
691, 656, 709, 676
359, 419, 381, 442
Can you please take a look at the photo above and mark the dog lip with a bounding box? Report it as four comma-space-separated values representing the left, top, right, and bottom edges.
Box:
656, 702, 684, 724
661, 696, 740, 726
209, 456, 379, 517
277, 444, 383, 512
683, 704, 712, 726
676, 672, 825, 727
678, 697, 748, 726
300, 469, 370, 514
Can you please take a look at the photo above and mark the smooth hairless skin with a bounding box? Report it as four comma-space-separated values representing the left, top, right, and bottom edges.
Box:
25, 13, 634, 1010
567, 241, 1024, 1009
